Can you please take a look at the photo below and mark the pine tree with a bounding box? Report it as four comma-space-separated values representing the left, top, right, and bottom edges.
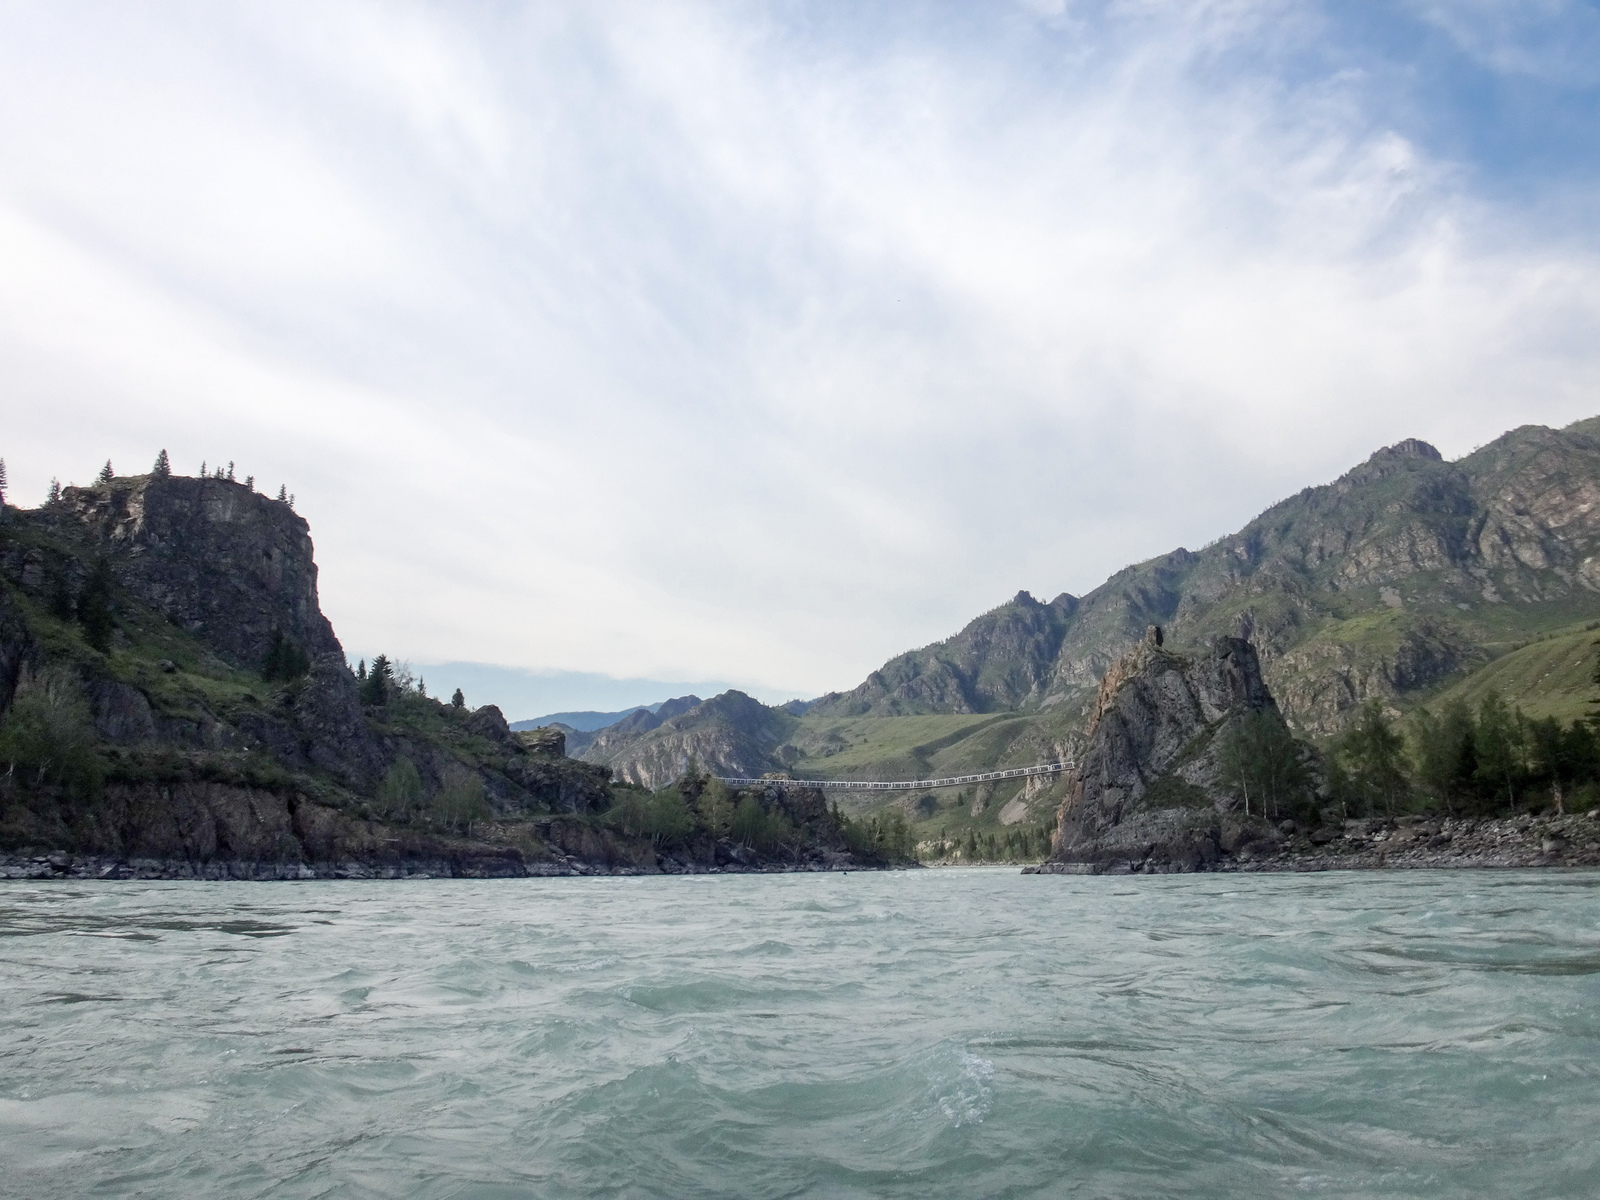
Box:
244, 476, 254, 491
357, 659, 367, 681
276, 484, 287, 502
152, 449, 171, 478
47, 561, 74, 621
47, 478, 61, 505
0, 457, 7, 506
450, 687, 465, 709
227, 461, 235, 481
96, 460, 114, 485
200, 460, 207, 477
78, 558, 116, 653
1474, 692, 1526, 812
361, 654, 392, 706
1337, 701, 1410, 818
288, 494, 295, 510
261, 630, 311, 682
416, 676, 427, 698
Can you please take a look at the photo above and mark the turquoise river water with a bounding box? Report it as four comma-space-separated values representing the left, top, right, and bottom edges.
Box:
2, 868, 1598, 1198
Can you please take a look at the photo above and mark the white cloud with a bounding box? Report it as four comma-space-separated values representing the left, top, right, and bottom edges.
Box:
2, 1, 1598, 709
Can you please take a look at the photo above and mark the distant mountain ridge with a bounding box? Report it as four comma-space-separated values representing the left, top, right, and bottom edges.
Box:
578, 417, 1600, 792
809, 418, 1600, 735
510, 704, 661, 733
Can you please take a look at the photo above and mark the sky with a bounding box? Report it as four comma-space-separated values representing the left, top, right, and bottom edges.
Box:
3, 1, 1600, 719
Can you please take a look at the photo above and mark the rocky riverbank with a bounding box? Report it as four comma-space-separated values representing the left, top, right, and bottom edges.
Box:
1029, 810, 1600, 874
0, 843, 872, 881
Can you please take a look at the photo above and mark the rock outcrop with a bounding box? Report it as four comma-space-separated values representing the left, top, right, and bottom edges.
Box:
53, 474, 341, 668
1038, 629, 1287, 873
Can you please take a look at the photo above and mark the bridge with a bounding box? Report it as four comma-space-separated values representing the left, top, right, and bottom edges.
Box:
716, 761, 1076, 792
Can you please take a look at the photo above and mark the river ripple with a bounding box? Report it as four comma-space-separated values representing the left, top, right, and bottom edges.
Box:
2, 868, 1597, 1197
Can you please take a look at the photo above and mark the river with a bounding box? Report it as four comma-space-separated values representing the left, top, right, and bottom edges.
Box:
3, 868, 1597, 1197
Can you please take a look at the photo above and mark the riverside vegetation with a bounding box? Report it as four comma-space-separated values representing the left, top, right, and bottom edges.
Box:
0, 456, 910, 879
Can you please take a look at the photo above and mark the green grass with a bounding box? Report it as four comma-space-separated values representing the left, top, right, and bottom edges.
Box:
1419, 623, 1600, 724
773, 710, 1080, 836
784, 712, 1007, 776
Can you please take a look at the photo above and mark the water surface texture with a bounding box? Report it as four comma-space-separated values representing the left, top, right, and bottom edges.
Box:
3, 870, 1598, 1198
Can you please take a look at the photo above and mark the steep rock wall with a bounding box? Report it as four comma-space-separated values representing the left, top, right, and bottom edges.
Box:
1044, 631, 1284, 873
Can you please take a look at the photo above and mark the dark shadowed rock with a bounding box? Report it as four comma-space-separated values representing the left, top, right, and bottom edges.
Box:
288, 655, 385, 787
89, 680, 157, 744
0, 585, 39, 713
466, 704, 513, 744
56, 474, 341, 669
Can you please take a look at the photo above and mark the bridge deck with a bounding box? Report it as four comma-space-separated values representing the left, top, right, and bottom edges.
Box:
716, 761, 1075, 792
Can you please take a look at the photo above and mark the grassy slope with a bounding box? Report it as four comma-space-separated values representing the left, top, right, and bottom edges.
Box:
778, 710, 1076, 846
1419, 622, 1600, 724
2, 516, 524, 805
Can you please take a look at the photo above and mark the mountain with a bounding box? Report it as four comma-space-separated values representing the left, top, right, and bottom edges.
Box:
510, 705, 660, 733
580, 692, 787, 788
813, 418, 1600, 737
572, 416, 1600, 844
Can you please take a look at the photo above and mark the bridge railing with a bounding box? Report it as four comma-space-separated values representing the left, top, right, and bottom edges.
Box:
716, 761, 1076, 793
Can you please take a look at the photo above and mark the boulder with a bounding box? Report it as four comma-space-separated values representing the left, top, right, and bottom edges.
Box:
466, 704, 514, 744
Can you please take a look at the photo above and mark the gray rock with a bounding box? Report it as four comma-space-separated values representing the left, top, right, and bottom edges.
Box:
1048, 636, 1286, 872
465, 704, 514, 744
90, 679, 157, 743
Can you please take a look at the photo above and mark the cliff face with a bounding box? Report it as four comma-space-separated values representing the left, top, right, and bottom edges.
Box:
0, 474, 617, 871
1040, 630, 1289, 873
56, 475, 341, 668
814, 417, 1600, 735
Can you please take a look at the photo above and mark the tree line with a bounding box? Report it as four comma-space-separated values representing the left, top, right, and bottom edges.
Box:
1214, 679, 1600, 822
923, 822, 1054, 863
4, 449, 296, 511
1328, 692, 1599, 818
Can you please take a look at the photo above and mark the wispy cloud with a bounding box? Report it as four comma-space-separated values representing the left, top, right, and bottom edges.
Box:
3, 1, 1598, 709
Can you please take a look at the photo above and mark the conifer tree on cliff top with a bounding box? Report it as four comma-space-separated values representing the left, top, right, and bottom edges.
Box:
361, 655, 392, 706
0, 457, 7, 506
96, 460, 114, 485
152, 449, 171, 478
451, 688, 465, 709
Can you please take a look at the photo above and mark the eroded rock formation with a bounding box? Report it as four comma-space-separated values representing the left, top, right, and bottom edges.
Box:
1038, 629, 1286, 873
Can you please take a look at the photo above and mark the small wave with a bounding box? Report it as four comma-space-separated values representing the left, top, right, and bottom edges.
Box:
932, 1051, 995, 1128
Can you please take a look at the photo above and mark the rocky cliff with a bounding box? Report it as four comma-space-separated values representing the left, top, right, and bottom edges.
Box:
813, 417, 1600, 736
1037, 629, 1294, 873
1, 471, 880, 876
580, 690, 796, 789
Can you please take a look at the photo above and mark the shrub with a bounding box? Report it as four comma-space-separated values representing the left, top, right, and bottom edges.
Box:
0, 667, 103, 798
376, 757, 424, 818
434, 763, 490, 832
